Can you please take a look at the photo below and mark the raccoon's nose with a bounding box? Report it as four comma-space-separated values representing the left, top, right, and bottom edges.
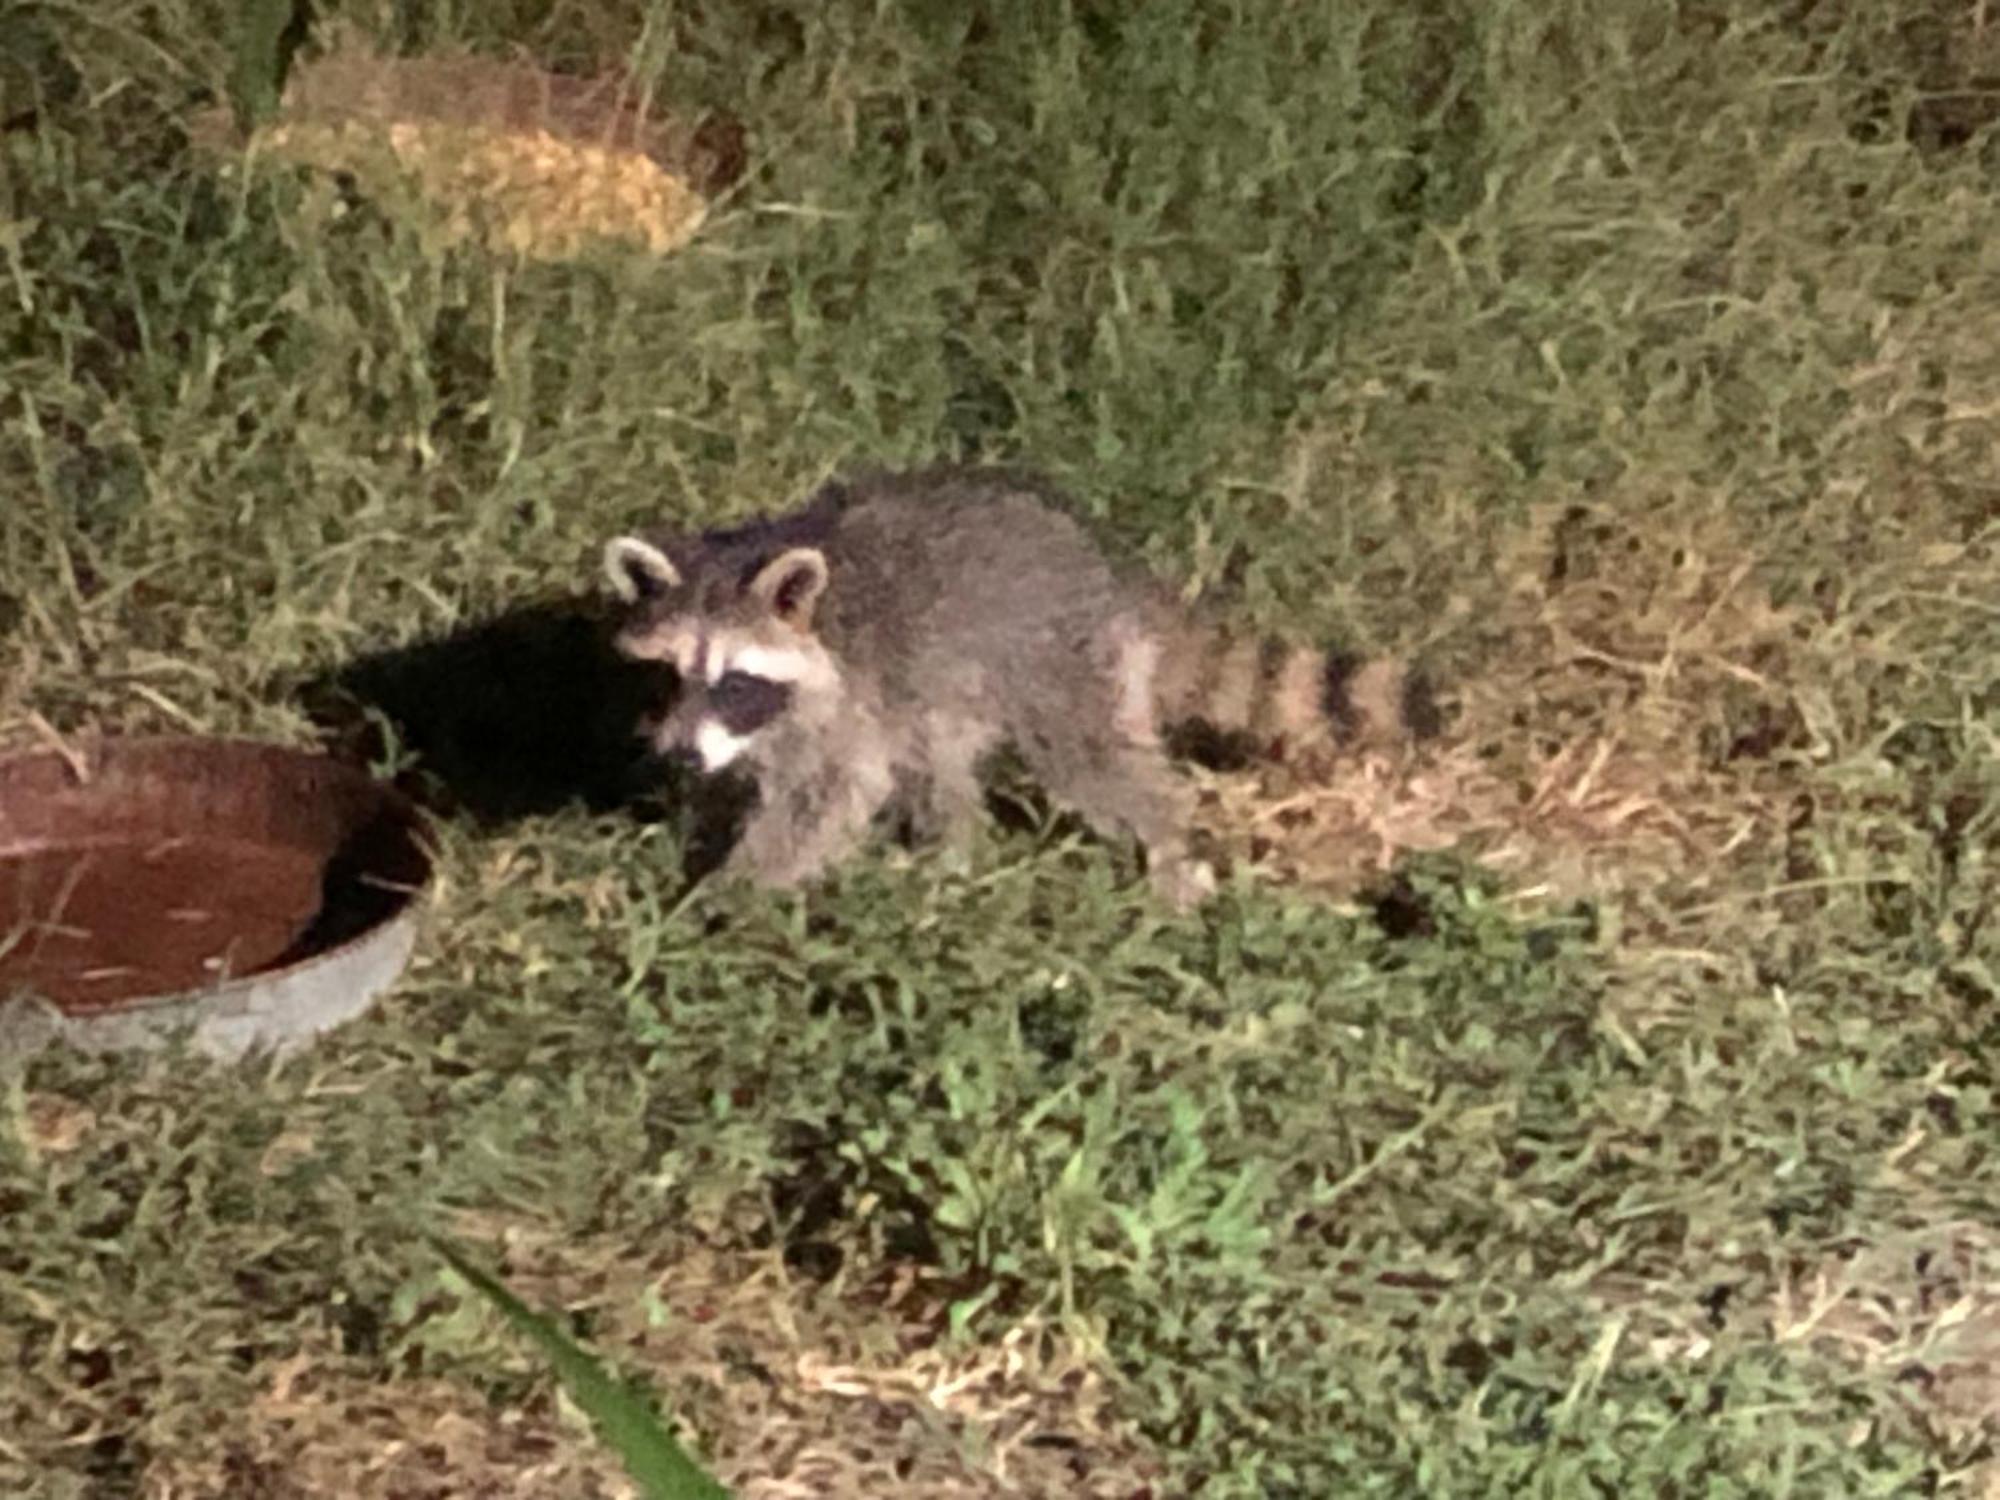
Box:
660, 744, 703, 774
636, 714, 697, 772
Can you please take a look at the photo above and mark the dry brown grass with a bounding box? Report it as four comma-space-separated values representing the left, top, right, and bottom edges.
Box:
1198, 472, 1994, 930
1591, 1223, 2000, 1447
144, 1220, 1161, 1499
189, 21, 736, 263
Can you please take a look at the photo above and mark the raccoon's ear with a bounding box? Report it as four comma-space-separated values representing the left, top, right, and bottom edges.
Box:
748, 547, 829, 627
603, 536, 681, 603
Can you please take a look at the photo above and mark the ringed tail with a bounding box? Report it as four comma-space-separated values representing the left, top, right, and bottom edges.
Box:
1152, 612, 1444, 764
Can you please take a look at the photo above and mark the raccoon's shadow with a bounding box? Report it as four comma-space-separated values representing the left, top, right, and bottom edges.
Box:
295, 595, 752, 879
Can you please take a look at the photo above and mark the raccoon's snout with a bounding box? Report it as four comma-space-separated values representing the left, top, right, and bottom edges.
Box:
648, 715, 753, 775
658, 742, 704, 774
636, 709, 705, 774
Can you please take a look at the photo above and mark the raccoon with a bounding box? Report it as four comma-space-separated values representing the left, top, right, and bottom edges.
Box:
602, 466, 1438, 910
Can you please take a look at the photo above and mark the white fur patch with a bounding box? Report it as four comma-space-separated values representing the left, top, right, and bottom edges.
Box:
1274, 648, 1322, 738
711, 643, 820, 685
1207, 636, 1262, 728
1109, 618, 1162, 745
694, 721, 752, 771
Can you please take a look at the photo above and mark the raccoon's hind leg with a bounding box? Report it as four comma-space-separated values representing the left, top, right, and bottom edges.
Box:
1019, 731, 1214, 911
1016, 622, 1216, 912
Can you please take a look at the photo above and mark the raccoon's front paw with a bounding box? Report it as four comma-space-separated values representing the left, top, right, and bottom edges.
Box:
1151, 857, 1218, 913
930, 812, 993, 872
885, 836, 980, 881
932, 837, 982, 880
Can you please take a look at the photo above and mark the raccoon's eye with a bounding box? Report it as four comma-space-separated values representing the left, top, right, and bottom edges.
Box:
709, 671, 793, 730
711, 671, 763, 707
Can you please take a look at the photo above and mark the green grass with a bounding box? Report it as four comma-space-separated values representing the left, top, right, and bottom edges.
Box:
2, 1, 1997, 1495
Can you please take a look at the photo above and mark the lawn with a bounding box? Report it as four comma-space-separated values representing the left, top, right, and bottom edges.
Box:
1, 1, 1996, 1495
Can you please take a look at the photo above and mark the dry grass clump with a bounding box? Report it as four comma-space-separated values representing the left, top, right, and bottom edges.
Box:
256, 115, 709, 261
195, 27, 731, 261
1193, 482, 1817, 905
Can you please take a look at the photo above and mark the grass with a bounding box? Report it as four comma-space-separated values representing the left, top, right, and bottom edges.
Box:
1, 0, 1997, 1494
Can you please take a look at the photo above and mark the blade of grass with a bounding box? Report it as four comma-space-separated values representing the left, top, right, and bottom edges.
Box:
427, 1234, 733, 1500
226, 0, 305, 130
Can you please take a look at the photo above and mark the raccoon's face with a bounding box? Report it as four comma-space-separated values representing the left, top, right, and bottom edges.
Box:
603, 535, 838, 774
